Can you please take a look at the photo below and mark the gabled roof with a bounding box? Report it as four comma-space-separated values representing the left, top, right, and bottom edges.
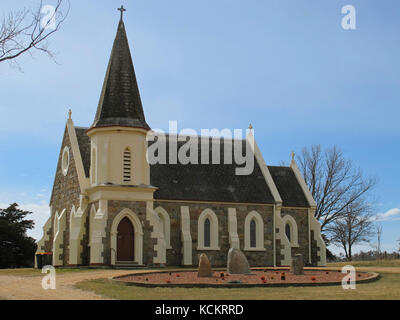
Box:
74, 128, 310, 207
90, 19, 150, 130
75, 127, 91, 177
150, 137, 275, 204
268, 166, 309, 207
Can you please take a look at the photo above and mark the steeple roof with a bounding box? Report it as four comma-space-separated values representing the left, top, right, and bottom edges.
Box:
91, 16, 150, 130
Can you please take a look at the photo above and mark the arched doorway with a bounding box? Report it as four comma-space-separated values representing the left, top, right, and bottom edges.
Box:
117, 217, 135, 261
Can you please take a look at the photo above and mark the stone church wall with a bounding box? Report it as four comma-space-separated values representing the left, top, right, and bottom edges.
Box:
48, 126, 81, 265
281, 207, 310, 264
104, 200, 157, 266
154, 201, 183, 266
154, 201, 280, 267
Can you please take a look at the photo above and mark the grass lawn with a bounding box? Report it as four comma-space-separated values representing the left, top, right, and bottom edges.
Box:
0, 267, 95, 277
74, 261, 400, 300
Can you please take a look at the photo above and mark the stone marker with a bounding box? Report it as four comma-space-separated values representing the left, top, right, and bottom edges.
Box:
197, 253, 213, 277
227, 248, 251, 274
290, 254, 304, 275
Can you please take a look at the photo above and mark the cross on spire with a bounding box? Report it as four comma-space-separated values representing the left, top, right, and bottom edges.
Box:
118, 5, 126, 20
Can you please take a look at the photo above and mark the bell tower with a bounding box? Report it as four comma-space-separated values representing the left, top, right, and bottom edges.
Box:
86, 8, 166, 267
86, 7, 150, 187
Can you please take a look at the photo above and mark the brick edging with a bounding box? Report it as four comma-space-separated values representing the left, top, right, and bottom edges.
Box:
110, 269, 381, 289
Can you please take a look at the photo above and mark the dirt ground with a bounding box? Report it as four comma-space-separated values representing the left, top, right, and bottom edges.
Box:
0, 269, 141, 300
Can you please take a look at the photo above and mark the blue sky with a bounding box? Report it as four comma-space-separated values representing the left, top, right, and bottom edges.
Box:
0, 0, 399, 255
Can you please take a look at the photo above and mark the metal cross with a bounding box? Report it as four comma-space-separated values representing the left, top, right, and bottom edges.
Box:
118, 5, 126, 20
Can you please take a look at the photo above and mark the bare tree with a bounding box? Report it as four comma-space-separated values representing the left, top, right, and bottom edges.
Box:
0, 0, 69, 67
326, 201, 376, 261
297, 145, 376, 231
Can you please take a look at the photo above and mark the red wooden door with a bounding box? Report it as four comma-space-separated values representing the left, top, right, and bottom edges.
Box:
117, 217, 135, 261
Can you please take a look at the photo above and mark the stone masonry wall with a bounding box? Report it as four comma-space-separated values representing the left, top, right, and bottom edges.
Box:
48, 126, 81, 265
281, 207, 310, 265
154, 201, 279, 267
104, 200, 156, 266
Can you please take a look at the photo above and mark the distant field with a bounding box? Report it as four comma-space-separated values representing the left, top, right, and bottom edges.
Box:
328, 260, 400, 268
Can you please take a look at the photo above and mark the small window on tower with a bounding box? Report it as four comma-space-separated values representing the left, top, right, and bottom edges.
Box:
123, 148, 131, 183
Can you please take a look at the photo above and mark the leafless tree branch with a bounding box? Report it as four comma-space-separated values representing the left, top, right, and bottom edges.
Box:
326, 200, 376, 261
297, 145, 377, 231
0, 0, 70, 68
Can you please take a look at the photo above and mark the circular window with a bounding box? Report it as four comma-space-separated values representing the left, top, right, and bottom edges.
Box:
62, 146, 70, 176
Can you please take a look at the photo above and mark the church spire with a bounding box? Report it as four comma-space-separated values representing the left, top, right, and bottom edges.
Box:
91, 8, 150, 130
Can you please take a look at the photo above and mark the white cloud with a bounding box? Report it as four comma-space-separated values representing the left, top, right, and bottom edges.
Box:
375, 208, 400, 221
0, 201, 50, 241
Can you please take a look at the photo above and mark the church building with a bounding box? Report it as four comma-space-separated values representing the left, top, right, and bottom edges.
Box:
35, 10, 326, 268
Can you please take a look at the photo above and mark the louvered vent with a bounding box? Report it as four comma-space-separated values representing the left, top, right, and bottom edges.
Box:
123, 148, 131, 182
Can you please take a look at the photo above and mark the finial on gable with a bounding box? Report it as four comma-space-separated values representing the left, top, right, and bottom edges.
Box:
248, 123, 253, 130
68, 109, 72, 120
118, 5, 126, 21
291, 151, 295, 161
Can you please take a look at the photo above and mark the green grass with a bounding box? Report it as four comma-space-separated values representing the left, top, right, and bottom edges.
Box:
74, 272, 399, 300
328, 260, 400, 268
0, 267, 95, 277
75, 260, 400, 300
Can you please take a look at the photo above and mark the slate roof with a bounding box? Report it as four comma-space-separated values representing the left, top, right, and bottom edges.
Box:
75, 127, 91, 177
74, 129, 310, 207
149, 137, 275, 204
90, 19, 150, 130
268, 166, 309, 207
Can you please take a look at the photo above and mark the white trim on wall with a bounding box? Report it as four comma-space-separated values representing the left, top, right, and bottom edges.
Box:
247, 130, 283, 204
180, 206, 192, 265
61, 146, 70, 176
66, 119, 90, 191
69, 205, 87, 265
91, 147, 97, 186
197, 208, 220, 251
154, 206, 171, 249
89, 201, 108, 265
290, 159, 317, 207
228, 208, 240, 249
110, 208, 143, 265
282, 214, 299, 247
52, 209, 66, 266
244, 210, 266, 251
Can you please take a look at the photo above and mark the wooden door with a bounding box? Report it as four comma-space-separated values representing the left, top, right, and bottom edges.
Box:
117, 217, 135, 261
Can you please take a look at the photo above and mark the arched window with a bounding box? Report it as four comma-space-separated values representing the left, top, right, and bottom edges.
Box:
282, 215, 299, 247
250, 219, 256, 248
204, 218, 211, 247
244, 211, 265, 251
197, 209, 219, 250
123, 148, 131, 182
285, 223, 291, 242
154, 206, 171, 249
